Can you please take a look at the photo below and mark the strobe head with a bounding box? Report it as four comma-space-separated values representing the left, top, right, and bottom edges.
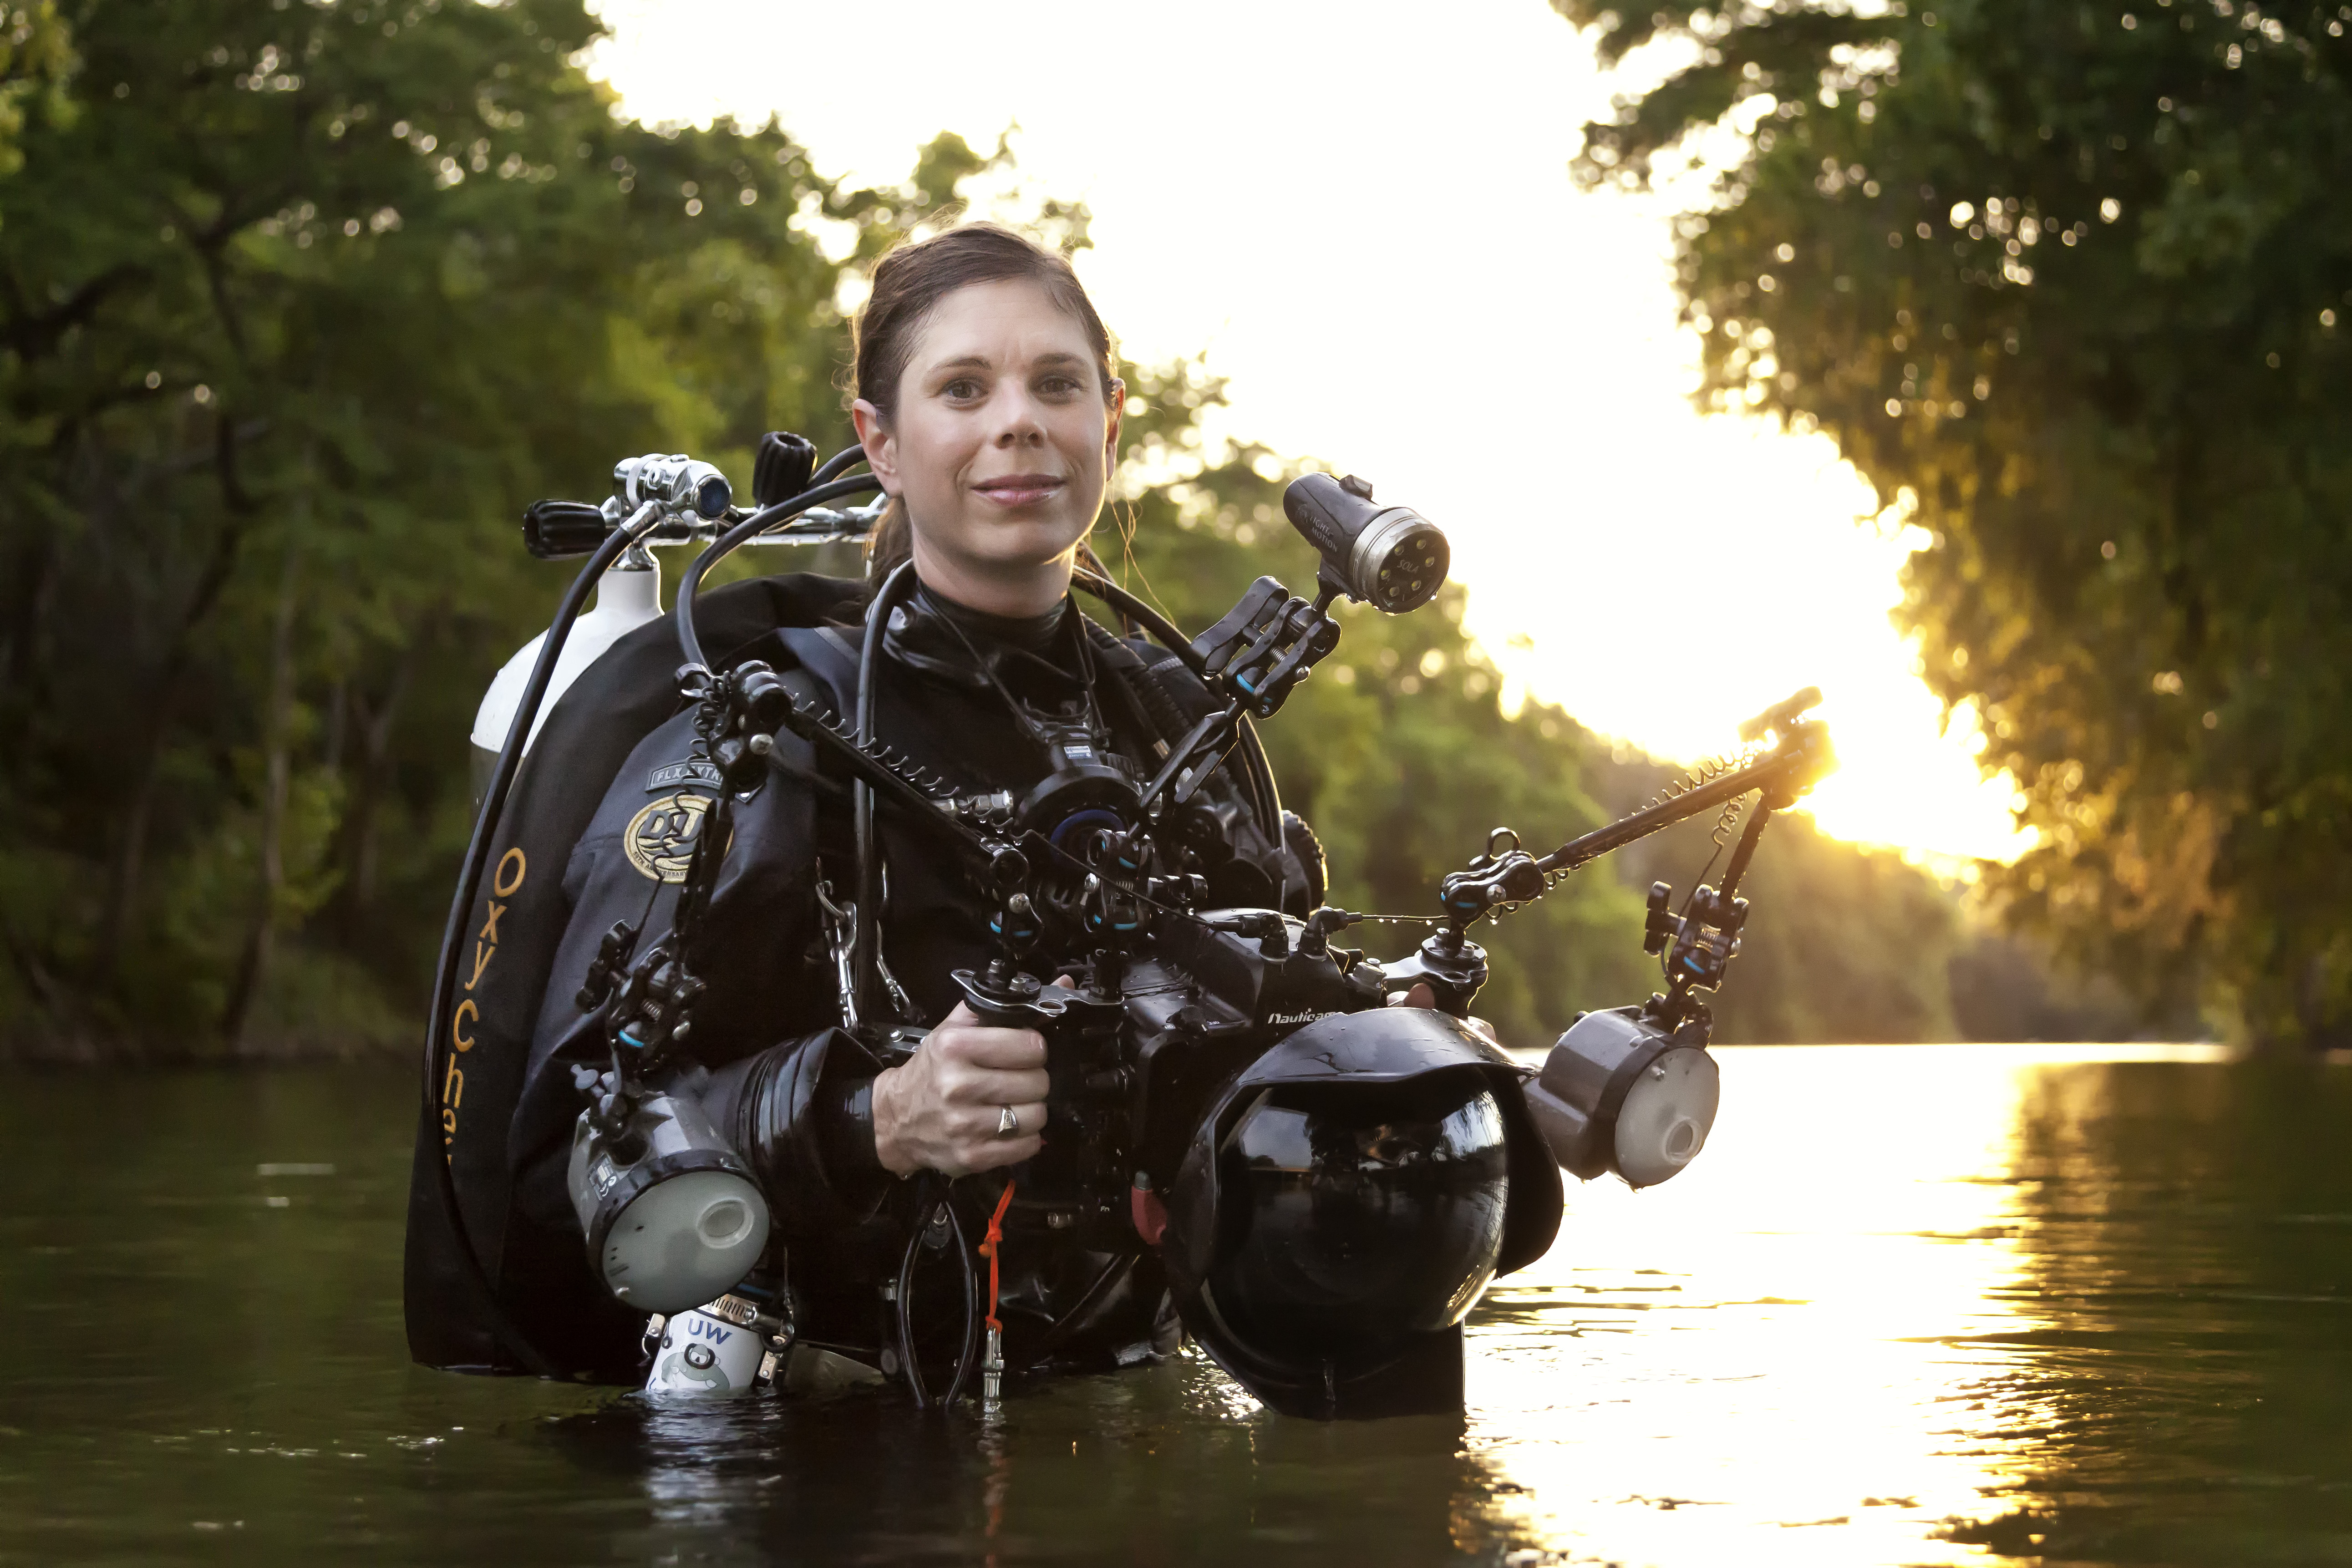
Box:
566, 1079, 770, 1313
1523, 1008, 1720, 1188
615, 453, 733, 522
1282, 472, 1450, 614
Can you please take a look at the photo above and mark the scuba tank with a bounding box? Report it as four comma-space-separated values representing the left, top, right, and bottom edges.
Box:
469, 547, 664, 807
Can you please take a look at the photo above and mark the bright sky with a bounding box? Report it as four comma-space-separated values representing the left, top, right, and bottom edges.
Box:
585, 0, 2031, 865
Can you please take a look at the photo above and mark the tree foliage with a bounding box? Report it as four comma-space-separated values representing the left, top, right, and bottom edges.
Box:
1555, 0, 2352, 1041
0, 0, 1990, 1058
0, 0, 73, 181
0, 0, 972, 1051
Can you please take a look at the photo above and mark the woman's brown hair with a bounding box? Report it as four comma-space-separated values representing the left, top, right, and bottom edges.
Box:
852, 223, 1119, 579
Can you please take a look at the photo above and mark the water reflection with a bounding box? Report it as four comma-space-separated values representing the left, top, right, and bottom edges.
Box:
11, 1045, 2352, 1566
536, 1351, 1516, 1565
1458, 1042, 2352, 1567
1932, 1057, 2352, 1564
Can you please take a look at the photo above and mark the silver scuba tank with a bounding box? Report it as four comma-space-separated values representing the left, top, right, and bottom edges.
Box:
468, 546, 665, 808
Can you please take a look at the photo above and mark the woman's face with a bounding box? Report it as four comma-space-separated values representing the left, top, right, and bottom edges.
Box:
854, 277, 1122, 612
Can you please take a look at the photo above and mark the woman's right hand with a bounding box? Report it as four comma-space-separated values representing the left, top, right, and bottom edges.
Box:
870, 1001, 1049, 1177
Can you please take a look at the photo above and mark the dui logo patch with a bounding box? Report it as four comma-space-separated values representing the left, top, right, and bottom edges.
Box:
625, 792, 717, 884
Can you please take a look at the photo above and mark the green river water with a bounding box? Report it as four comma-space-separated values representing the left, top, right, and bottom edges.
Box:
4, 1043, 2349, 1566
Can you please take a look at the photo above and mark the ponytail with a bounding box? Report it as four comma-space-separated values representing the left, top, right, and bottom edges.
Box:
863, 495, 913, 580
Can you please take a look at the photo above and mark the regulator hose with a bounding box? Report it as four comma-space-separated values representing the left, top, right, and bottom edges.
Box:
809, 440, 869, 487
892, 1175, 980, 1410
673, 471, 885, 675
853, 562, 920, 1028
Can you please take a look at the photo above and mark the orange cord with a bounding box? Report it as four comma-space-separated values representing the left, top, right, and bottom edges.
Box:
979, 1179, 1016, 1331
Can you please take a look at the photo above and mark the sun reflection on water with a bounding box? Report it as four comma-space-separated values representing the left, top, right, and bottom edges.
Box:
1462, 1044, 2224, 1565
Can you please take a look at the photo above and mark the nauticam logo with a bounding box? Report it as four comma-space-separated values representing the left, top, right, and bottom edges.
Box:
1266, 1010, 1328, 1027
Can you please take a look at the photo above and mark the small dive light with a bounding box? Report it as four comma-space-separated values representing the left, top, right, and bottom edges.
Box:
1282, 472, 1450, 614
565, 1080, 770, 1313
1523, 1008, 1719, 1188
614, 452, 733, 523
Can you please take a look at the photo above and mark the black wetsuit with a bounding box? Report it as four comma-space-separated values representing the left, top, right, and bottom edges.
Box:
408, 571, 1317, 1382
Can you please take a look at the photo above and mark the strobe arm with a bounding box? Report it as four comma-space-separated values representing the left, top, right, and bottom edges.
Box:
1537, 713, 1831, 878
1363, 692, 1832, 1024
1639, 795, 1774, 1029
1459, 692, 1833, 918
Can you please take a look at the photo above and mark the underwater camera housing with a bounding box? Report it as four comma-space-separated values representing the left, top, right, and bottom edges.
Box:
1161, 1008, 1564, 1419
431, 434, 1834, 1409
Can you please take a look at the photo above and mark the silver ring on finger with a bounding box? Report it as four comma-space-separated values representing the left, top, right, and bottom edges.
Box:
996, 1105, 1021, 1138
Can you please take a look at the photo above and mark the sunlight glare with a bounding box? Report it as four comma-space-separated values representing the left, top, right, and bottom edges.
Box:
1463, 1044, 2220, 1562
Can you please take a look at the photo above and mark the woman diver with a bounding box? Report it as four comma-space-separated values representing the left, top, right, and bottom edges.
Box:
846, 229, 1141, 1187
409, 223, 1324, 1388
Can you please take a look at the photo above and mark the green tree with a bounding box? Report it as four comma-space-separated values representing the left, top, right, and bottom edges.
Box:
0, 0, 940, 1053
0, 0, 72, 181
1554, 0, 2352, 1043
